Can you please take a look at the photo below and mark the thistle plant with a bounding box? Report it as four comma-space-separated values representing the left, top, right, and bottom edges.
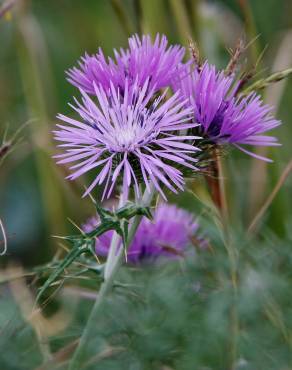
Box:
52, 34, 205, 369
41, 33, 286, 369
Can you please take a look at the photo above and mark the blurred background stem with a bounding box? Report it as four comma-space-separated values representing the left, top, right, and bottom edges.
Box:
110, 0, 134, 36
133, 0, 143, 34
15, 1, 67, 239
237, 0, 261, 66
183, 0, 200, 41
169, 0, 193, 45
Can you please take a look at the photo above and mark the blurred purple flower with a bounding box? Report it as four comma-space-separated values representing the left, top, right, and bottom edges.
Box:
173, 62, 281, 161
54, 79, 200, 199
67, 34, 185, 95
83, 203, 201, 264
0, 0, 16, 19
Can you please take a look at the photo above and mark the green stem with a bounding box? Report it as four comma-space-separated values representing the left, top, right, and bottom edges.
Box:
68, 187, 154, 370
104, 193, 127, 280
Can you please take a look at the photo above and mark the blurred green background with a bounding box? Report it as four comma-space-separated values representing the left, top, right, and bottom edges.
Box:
0, 1, 292, 369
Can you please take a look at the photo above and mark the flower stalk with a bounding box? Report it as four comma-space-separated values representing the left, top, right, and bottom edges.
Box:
206, 148, 228, 222
104, 190, 128, 280
68, 186, 155, 370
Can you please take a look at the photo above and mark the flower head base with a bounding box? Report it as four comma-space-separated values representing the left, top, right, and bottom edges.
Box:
173, 62, 281, 161
67, 34, 185, 95
54, 79, 200, 199
83, 204, 203, 264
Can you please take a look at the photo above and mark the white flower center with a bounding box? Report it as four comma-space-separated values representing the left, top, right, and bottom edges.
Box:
115, 127, 138, 149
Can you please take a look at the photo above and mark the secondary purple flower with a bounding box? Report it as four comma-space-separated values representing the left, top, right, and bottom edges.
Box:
83, 203, 202, 264
67, 34, 185, 95
173, 62, 281, 161
54, 79, 200, 199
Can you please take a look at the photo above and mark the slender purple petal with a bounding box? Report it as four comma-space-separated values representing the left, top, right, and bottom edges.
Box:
173, 62, 281, 160
54, 80, 199, 197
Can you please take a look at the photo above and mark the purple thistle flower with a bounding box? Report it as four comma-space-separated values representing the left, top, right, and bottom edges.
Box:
54, 79, 200, 199
67, 34, 185, 95
83, 203, 201, 264
173, 62, 281, 161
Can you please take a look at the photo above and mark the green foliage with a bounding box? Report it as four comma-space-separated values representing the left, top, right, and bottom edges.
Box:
1, 225, 292, 369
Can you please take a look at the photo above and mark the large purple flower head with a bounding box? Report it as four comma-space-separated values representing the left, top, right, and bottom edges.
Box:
173, 62, 281, 161
67, 34, 185, 95
83, 203, 202, 264
54, 79, 200, 199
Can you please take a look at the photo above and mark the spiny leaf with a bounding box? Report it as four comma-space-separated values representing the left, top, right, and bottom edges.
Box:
116, 203, 153, 220
36, 203, 152, 305
95, 205, 114, 223
35, 243, 86, 304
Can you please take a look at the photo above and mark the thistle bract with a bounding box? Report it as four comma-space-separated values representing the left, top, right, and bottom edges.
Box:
67, 34, 185, 95
173, 62, 281, 161
83, 203, 202, 263
54, 80, 200, 199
